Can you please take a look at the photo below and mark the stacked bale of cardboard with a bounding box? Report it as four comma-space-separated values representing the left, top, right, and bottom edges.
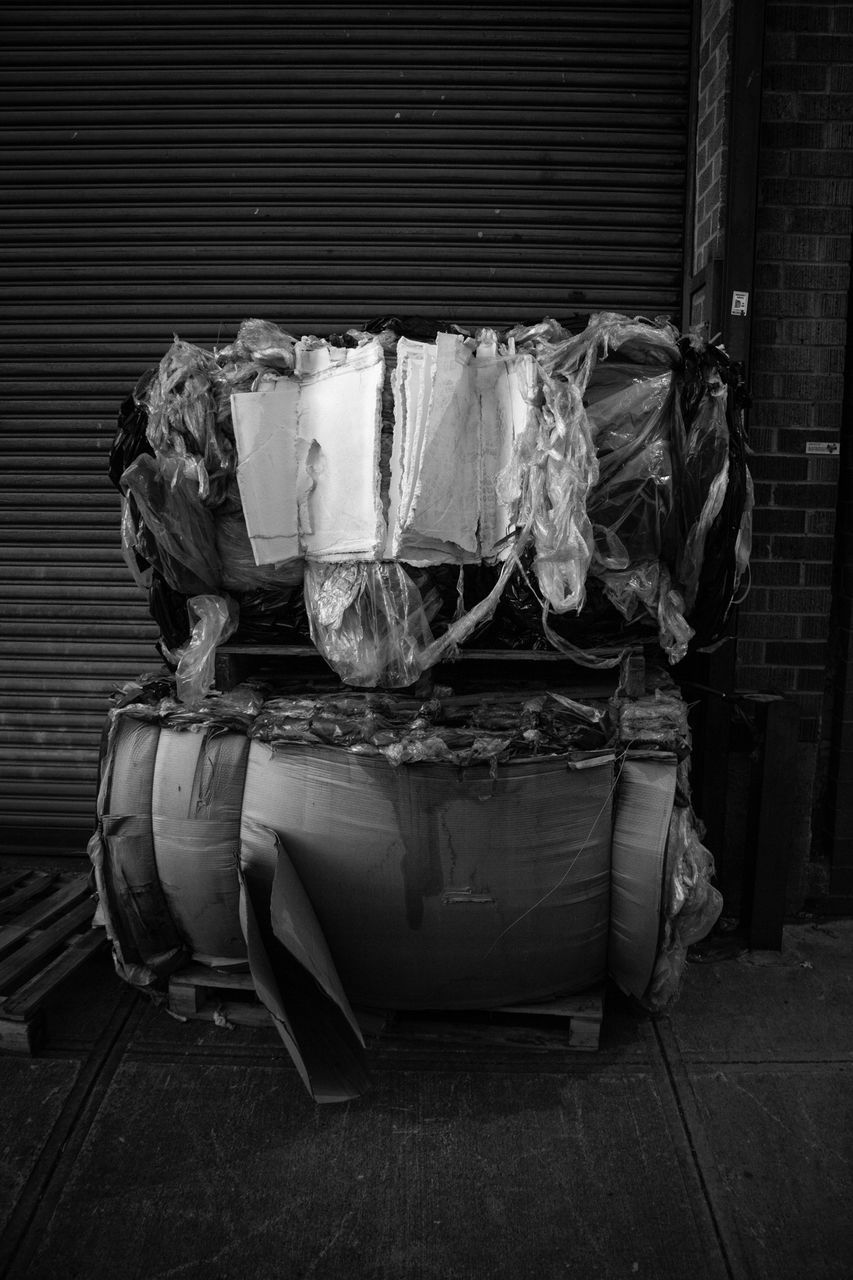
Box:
91, 311, 748, 1101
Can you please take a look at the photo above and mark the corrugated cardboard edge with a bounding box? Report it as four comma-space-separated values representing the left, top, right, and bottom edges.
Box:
238, 823, 369, 1104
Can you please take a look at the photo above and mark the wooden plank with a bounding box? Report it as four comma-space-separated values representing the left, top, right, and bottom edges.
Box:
0, 868, 32, 896
0, 1012, 39, 1052
0, 898, 95, 994
0, 870, 58, 919
0, 927, 106, 1020
0, 876, 91, 959
173, 999, 271, 1030
498, 988, 605, 1051
168, 964, 269, 1028
169, 962, 252, 991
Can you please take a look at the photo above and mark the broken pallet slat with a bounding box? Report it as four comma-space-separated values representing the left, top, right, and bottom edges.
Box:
0, 871, 59, 920
0, 872, 107, 1054
168, 963, 269, 1028
0, 899, 97, 995
498, 988, 605, 1051
1, 929, 107, 1021
0, 877, 93, 961
0, 868, 33, 898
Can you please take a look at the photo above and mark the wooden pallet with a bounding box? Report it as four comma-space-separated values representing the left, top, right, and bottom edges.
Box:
167, 962, 604, 1050
0, 869, 107, 1052
167, 962, 269, 1028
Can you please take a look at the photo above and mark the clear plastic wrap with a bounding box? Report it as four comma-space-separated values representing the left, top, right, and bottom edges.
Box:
497, 363, 597, 615
214, 480, 304, 592
144, 338, 235, 505
677, 392, 731, 612
114, 313, 753, 673
108, 371, 155, 492
541, 311, 680, 385
676, 334, 754, 643
119, 494, 153, 591
584, 361, 677, 571
304, 560, 434, 688
121, 454, 222, 596
642, 804, 724, 1012
175, 594, 239, 706
215, 317, 297, 386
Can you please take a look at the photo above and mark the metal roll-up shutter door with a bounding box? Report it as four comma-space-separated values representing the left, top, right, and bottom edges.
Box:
0, 4, 692, 855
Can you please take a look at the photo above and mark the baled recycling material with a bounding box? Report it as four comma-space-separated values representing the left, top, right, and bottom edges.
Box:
109, 310, 752, 686
94, 307, 742, 1103
89, 675, 722, 1101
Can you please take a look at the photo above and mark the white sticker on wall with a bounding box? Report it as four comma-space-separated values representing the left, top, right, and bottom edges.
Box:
731, 291, 749, 316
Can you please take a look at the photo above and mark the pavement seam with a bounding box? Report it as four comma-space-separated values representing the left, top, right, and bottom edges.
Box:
0, 993, 145, 1280
653, 1017, 753, 1280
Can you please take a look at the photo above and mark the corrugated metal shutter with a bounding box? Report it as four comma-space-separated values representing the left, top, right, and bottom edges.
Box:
0, 3, 693, 854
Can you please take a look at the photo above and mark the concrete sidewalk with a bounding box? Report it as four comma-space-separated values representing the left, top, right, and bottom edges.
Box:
1, 918, 851, 1280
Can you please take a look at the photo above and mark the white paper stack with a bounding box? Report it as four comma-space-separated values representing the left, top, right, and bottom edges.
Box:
386, 334, 531, 564
475, 335, 533, 561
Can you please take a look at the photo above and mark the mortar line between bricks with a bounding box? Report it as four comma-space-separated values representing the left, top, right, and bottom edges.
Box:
0, 993, 145, 1280
653, 1017, 752, 1280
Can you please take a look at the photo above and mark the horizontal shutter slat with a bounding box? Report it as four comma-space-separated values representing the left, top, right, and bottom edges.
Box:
0, 2, 691, 853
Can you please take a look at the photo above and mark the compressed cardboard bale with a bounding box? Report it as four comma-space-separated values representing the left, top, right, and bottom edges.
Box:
608, 755, 677, 999
240, 743, 613, 1009
151, 727, 249, 968
95, 716, 186, 978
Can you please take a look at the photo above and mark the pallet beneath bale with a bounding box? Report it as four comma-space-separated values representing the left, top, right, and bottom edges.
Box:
167, 962, 269, 1029
167, 962, 604, 1051
0, 870, 106, 1052
377, 988, 606, 1054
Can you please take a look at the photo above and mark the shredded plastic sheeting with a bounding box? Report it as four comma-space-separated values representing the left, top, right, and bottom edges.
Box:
121, 454, 222, 596
642, 804, 724, 1012
303, 561, 435, 688
174, 594, 238, 706
215, 481, 305, 592
251, 687, 612, 767
615, 685, 692, 754
114, 311, 753, 677
145, 338, 235, 505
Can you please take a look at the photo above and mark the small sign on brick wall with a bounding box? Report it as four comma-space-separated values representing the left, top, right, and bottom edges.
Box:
731, 290, 749, 316
805, 442, 840, 456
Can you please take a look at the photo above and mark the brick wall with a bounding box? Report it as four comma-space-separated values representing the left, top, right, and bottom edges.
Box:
693, 0, 733, 276
735, 1, 852, 902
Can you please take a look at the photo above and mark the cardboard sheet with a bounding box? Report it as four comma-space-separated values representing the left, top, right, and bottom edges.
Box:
97, 716, 186, 980
151, 727, 250, 967
239, 818, 369, 1104
232, 340, 385, 564
296, 339, 386, 561
608, 756, 677, 999
477, 343, 532, 560
241, 741, 612, 1009
231, 381, 301, 565
388, 335, 530, 564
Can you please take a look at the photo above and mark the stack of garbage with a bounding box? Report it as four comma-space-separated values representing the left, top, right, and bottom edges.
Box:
110, 311, 752, 694
96, 309, 741, 1101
